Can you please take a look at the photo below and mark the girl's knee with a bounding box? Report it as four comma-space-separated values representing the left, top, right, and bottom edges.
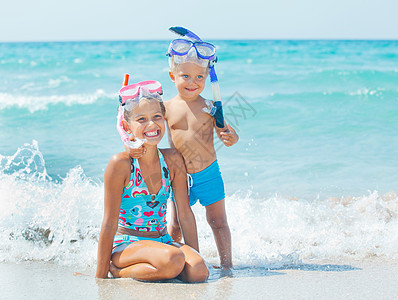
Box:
185, 261, 209, 283
161, 248, 185, 278
168, 248, 185, 265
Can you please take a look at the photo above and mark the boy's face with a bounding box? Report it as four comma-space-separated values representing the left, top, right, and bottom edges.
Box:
169, 62, 208, 101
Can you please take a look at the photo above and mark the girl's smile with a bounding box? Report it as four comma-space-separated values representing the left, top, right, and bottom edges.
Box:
144, 129, 161, 138
126, 99, 165, 145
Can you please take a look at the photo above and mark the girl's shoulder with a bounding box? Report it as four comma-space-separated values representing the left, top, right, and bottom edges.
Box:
105, 152, 131, 176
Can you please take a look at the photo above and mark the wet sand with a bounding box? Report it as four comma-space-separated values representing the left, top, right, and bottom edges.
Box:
1, 260, 397, 299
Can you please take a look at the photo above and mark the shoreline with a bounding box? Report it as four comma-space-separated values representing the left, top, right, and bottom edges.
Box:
1, 259, 397, 299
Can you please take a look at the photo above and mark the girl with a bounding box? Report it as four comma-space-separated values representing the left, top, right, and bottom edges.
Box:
96, 80, 208, 282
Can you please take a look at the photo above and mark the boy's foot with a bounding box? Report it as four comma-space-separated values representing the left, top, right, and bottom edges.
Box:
220, 267, 233, 278
211, 264, 233, 278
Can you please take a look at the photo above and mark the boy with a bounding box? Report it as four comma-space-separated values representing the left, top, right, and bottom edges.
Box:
164, 33, 239, 269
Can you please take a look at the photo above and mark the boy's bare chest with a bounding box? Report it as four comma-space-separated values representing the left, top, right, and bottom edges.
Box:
168, 104, 212, 132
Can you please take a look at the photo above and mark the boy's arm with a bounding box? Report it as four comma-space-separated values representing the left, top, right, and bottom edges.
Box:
204, 98, 238, 147
166, 121, 176, 148
163, 101, 176, 148
164, 150, 199, 252
215, 121, 239, 147
124, 135, 146, 158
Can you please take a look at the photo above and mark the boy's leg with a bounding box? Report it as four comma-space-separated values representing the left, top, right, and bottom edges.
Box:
168, 201, 183, 242
205, 199, 232, 269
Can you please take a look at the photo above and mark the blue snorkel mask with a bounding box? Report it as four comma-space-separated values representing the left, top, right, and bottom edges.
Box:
167, 39, 217, 63
167, 26, 225, 129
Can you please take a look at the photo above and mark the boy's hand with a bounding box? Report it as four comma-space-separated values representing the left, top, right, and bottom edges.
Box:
124, 135, 146, 158
220, 124, 239, 147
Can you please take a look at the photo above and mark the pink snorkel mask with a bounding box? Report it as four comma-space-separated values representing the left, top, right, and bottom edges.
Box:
119, 80, 163, 110
117, 77, 163, 148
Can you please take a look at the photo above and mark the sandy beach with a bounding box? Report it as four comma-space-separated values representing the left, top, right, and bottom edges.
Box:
1, 259, 397, 299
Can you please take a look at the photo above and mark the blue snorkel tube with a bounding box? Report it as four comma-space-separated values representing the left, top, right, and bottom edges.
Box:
208, 65, 225, 128
169, 26, 225, 129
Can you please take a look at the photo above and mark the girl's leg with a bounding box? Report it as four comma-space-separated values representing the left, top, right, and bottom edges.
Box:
111, 240, 185, 281
205, 199, 233, 269
172, 243, 209, 283
168, 201, 183, 242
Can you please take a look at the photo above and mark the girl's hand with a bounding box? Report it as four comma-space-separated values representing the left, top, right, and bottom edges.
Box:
220, 124, 239, 147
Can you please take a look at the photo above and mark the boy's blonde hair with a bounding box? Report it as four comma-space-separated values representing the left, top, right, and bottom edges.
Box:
169, 55, 210, 73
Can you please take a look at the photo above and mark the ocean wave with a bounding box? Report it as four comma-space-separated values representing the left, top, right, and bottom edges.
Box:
0, 142, 397, 268
213, 190, 398, 266
0, 141, 102, 266
0, 90, 110, 113
261, 87, 397, 100
0, 140, 50, 181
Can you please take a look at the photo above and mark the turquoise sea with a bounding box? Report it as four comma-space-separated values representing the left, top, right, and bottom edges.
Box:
1, 40, 397, 268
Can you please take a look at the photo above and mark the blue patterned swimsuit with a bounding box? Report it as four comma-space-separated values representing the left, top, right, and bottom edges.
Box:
113, 150, 173, 248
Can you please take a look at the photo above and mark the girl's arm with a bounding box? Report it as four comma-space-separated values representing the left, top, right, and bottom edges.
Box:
163, 149, 199, 252
96, 154, 129, 278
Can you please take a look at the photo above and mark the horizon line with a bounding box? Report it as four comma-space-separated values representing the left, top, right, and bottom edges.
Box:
1, 38, 398, 44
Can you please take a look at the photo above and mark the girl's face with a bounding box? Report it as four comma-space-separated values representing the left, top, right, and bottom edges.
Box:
128, 98, 165, 146
170, 62, 208, 101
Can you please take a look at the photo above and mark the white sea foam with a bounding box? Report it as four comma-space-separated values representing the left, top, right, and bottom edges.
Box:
0, 90, 107, 113
0, 142, 397, 268
47, 76, 72, 88
0, 141, 102, 267
218, 191, 398, 266
349, 88, 383, 96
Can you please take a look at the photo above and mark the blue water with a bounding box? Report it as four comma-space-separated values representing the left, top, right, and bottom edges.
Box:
1, 40, 398, 266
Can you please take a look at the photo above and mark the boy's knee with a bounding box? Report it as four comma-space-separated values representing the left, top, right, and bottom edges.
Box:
207, 216, 228, 230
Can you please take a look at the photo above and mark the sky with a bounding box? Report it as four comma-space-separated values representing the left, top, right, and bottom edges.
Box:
1, 0, 397, 42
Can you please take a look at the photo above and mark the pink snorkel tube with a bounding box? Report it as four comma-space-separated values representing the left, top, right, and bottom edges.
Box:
117, 74, 132, 146
117, 74, 147, 149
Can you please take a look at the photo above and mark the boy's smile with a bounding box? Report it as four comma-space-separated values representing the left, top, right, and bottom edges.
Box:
170, 62, 208, 100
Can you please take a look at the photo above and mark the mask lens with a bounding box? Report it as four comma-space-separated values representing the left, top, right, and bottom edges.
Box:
196, 43, 216, 58
144, 82, 161, 91
120, 81, 163, 105
171, 39, 193, 54
121, 86, 139, 97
